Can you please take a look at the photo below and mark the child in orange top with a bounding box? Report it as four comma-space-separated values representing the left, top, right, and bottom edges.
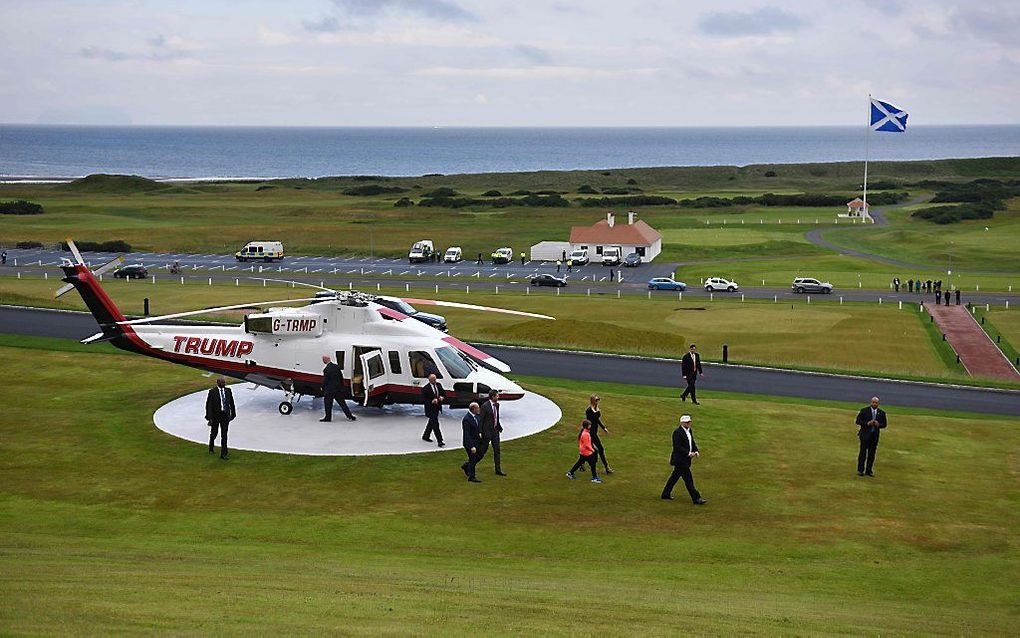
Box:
566, 420, 602, 483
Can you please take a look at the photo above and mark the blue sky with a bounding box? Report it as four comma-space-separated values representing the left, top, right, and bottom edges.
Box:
1, 0, 1017, 126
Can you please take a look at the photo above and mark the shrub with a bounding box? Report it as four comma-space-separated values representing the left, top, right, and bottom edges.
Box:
417, 194, 569, 208
351, 175, 385, 181
764, 170, 777, 177
626, 178, 638, 185
535, 190, 561, 195
255, 185, 276, 191
482, 190, 502, 197
423, 187, 458, 198
509, 190, 532, 196
16, 240, 43, 249
60, 240, 133, 253
576, 195, 677, 207
394, 197, 414, 207
601, 187, 641, 195
912, 204, 996, 224
342, 185, 408, 196
0, 200, 45, 215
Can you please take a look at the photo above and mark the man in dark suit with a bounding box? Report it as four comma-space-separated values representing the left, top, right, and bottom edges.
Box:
855, 396, 888, 477
480, 389, 506, 476
320, 354, 356, 422
661, 414, 707, 504
680, 344, 704, 404
461, 402, 483, 482
421, 373, 446, 447
205, 377, 236, 460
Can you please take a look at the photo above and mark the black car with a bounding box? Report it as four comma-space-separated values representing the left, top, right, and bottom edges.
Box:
374, 296, 448, 332
623, 252, 642, 267
113, 264, 148, 279
530, 274, 567, 287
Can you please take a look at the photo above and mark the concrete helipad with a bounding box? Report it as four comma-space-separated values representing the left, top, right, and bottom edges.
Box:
153, 385, 562, 456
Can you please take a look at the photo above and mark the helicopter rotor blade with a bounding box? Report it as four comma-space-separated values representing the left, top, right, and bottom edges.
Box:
400, 298, 553, 320
64, 238, 84, 265
55, 254, 125, 298
247, 278, 335, 292
117, 297, 324, 325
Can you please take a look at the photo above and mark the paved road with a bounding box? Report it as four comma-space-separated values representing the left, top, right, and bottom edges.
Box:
3, 305, 1017, 417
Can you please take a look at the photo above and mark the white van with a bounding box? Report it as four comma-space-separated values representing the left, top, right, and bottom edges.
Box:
443, 246, 463, 263
569, 248, 589, 266
601, 246, 622, 266
235, 241, 284, 262
409, 240, 435, 263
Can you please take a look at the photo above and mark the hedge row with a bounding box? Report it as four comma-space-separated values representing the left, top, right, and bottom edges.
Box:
0, 200, 44, 215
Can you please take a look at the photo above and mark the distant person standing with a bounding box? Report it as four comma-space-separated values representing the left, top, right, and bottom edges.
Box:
562, 249, 567, 262
460, 402, 483, 482
420, 373, 446, 447
944, 289, 951, 305
520, 251, 526, 265
661, 415, 707, 504
556, 259, 562, 273
567, 259, 573, 272
320, 354, 356, 422
935, 290, 942, 305
680, 344, 704, 404
1, 250, 6, 265
480, 389, 506, 476
893, 277, 900, 292
855, 396, 888, 477
955, 289, 961, 305
585, 394, 614, 474
566, 420, 602, 483
205, 377, 236, 460
907, 279, 913, 293
476, 252, 483, 265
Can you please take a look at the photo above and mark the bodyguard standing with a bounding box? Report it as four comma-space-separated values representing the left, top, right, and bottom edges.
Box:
480, 389, 507, 476
421, 373, 446, 447
205, 377, 236, 460
680, 344, 704, 404
661, 415, 707, 504
955, 289, 961, 305
855, 396, 888, 477
320, 354, 356, 422
944, 289, 951, 305
460, 402, 483, 482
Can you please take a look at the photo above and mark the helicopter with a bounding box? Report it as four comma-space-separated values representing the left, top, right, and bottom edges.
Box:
57, 240, 553, 415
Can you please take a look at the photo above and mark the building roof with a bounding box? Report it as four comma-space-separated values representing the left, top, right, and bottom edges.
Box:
569, 219, 662, 245
847, 197, 868, 207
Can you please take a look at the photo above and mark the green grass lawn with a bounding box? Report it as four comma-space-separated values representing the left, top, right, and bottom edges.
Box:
0, 336, 1017, 633
0, 276, 970, 382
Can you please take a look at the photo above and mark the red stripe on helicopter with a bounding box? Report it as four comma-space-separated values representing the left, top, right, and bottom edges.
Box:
376, 307, 409, 320
441, 336, 491, 361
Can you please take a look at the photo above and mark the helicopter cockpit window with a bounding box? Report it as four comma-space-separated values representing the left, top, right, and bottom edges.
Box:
408, 351, 441, 379
245, 315, 274, 334
435, 346, 472, 379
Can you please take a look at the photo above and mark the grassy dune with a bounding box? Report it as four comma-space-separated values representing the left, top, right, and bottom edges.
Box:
0, 336, 1017, 633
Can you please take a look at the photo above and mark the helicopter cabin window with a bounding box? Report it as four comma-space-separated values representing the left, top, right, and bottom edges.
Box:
408, 351, 441, 378
366, 354, 385, 380
435, 346, 472, 379
245, 315, 274, 334
387, 351, 402, 374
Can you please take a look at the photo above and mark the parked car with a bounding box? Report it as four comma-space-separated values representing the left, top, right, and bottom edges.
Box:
443, 246, 463, 263
704, 277, 739, 292
530, 274, 567, 287
791, 277, 833, 294
491, 247, 513, 264
113, 264, 148, 279
647, 277, 687, 291
623, 252, 642, 267
374, 296, 448, 332
568, 248, 589, 266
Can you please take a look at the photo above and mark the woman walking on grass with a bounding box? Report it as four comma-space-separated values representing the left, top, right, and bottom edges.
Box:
585, 394, 614, 474
567, 420, 602, 483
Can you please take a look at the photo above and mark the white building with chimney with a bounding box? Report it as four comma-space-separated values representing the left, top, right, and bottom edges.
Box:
568, 211, 662, 263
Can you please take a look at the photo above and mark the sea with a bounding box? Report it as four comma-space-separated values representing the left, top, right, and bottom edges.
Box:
1, 124, 1018, 181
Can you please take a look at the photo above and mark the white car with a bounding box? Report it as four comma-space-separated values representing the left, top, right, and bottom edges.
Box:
704, 277, 739, 292
443, 246, 463, 263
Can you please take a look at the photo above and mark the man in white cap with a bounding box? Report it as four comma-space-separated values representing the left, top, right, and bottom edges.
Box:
661, 414, 707, 504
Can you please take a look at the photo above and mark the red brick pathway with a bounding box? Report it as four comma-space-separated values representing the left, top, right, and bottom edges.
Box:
927, 304, 1020, 380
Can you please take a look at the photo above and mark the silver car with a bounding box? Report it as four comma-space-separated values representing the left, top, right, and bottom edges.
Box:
791, 277, 833, 294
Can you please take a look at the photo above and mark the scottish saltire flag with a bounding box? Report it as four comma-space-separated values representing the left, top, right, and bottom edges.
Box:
870, 98, 908, 132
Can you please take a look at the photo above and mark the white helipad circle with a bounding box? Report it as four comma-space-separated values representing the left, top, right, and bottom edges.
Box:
153, 385, 562, 456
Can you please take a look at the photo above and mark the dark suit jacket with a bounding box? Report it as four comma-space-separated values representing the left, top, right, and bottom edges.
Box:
322, 362, 343, 394
421, 382, 445, 417
681, 352, 703, 378
205, 387, 236, 422
669, 425, 698, 467
480, 400, 503, 439
462, 412, 482, 449
855, 406, 887, 440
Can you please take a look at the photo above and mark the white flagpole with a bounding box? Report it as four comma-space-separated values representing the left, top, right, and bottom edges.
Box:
863, 94, 871, 222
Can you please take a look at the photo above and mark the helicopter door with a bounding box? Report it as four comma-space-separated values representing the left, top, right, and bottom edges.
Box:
358, 351, 387, 406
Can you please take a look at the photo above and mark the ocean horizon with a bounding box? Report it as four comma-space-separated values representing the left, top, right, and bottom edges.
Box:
2, 124, 1019, 180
